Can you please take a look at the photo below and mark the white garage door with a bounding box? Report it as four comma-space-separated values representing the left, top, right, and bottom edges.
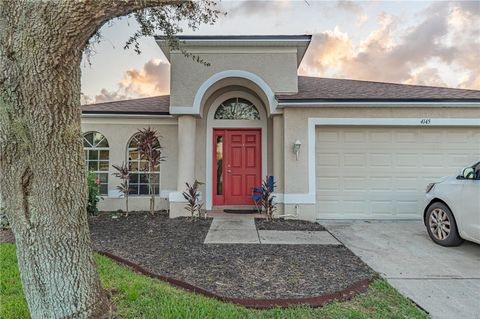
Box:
316, 126, 480, 219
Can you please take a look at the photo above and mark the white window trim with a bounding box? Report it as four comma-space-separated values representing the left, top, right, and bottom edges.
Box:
205, 90, 268, 210
83, 132, 109, 196
281, 117, 480, 204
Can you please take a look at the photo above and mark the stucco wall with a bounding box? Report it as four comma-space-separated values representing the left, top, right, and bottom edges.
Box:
81, 116, 178, 211
169, 47, 298, 108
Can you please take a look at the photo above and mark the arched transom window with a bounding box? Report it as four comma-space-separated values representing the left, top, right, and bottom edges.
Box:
127, 134, 160, 195
214, 97, 260, 120
83, 132, 109, 195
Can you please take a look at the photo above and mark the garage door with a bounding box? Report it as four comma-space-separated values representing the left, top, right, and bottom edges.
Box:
316, 127, 480, 219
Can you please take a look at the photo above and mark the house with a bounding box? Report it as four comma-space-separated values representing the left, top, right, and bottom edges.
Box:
81, 35, 480, 220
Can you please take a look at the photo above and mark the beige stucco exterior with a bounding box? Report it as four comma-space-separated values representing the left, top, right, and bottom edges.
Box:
82, 36, 480, 220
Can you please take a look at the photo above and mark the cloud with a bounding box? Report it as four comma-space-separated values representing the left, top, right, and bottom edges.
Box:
82, 59, 170, 104
223, 0, 289, 17
404, 67, 447, 87
336, 1, 368, 26
300, 2, 480, 89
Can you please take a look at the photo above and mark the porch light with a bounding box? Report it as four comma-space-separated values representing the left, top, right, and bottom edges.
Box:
293, 140, 301, 160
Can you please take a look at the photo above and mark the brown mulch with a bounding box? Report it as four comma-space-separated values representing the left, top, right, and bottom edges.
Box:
255, 218, 326, 231
88, 212, 374, 300
0, 213, 375, 301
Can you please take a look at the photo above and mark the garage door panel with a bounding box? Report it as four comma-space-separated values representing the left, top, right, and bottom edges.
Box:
316, 126, 480, 219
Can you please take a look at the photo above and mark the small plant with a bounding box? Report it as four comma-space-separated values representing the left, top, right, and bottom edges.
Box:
261, 176, 277, 221
112, 162, 130, 217
182, 180, 204, 219
87, 171, 102, 216
136, 127, 165, 216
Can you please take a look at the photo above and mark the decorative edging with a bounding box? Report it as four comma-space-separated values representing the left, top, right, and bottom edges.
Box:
96, 250, 373, 309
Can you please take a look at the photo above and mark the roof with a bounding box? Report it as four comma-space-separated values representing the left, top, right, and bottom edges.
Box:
81, 95, 170, 115
156, 34, 311, 67
81, 77, 480, 115
277, 76, 480, 103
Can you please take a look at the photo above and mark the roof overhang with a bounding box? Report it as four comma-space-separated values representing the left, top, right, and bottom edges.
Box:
276, 99, 480, 108
155, 35, 312, 67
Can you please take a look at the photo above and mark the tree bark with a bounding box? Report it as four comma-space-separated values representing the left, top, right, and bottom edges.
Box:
0, 1, 181, 318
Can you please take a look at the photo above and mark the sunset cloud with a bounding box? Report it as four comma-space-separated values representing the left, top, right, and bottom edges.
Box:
82, 59, 170, 104
300, 2, 480, 89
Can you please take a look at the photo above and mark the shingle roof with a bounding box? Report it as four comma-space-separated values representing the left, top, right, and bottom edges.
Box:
81, 77, 480, 115
81, 95, 170, 115
277, 76, 480, 102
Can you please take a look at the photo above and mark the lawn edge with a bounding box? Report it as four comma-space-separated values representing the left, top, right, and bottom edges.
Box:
96, 249, 374, 309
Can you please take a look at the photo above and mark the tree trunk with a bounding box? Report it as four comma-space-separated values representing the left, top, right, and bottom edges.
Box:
0, 1, 213, 317
0, 3, 115, 318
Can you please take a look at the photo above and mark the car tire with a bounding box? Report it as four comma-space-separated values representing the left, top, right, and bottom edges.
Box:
425, 202, 463, 247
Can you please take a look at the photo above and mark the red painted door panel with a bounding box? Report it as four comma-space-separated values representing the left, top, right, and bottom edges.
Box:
221, 129, 261, 205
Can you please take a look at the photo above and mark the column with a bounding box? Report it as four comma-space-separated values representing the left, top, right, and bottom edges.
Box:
176, 115, 197, 190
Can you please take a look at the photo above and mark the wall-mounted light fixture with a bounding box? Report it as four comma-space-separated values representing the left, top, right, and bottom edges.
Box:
293, 139, 301, 160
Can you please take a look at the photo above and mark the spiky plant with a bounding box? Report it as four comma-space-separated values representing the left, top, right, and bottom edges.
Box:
136, 127, 165, 216
261, 177, 277, 221
112, 163, 130, 217
182, 180, 204, 219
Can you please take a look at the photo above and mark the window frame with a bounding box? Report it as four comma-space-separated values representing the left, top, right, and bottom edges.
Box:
214, 97, 261, 120
127, 133, 161, 196
83, 131, 109, 196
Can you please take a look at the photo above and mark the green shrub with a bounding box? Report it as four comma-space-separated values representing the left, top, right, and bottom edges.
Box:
87, 171, 102, 216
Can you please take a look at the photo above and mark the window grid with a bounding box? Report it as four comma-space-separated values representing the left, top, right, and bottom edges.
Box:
127, 135, 161, 196
83, 132, 109, 196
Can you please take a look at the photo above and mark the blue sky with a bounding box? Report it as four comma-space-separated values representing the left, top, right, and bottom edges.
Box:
80, 0, 480, 104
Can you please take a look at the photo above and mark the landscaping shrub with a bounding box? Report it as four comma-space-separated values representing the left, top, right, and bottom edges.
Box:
182, 180, 204, 219
112, 162, 130, 217
261, 176, 277, 221
87, 171, 102, 216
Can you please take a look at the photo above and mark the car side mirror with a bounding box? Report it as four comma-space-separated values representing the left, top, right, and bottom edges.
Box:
461, 167, 475, 179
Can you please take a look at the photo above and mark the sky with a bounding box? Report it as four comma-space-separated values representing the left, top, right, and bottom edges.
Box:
80, 0, 480, 104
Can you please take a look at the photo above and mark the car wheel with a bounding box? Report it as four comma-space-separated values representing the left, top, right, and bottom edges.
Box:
425, 202, 463, 247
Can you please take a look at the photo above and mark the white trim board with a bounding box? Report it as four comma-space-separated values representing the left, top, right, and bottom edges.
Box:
283, 117, 480, 205
277, 101, 480, 107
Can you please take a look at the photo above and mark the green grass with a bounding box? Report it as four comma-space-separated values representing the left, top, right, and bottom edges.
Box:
0, 243, 428, 318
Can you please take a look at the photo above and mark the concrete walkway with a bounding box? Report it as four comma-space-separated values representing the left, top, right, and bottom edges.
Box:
204, 216, 340, 245
323, 221, 480, 319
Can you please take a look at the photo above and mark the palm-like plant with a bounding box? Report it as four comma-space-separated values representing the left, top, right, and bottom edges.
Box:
136, 127, 164, 216
183, 180, 204, 219
112, 162, 130, 217
261, 177, 277, 221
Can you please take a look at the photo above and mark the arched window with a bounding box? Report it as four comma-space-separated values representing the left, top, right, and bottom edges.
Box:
83, 132, 109, 195
214, 97, 260, 120
127, 134, 160, 195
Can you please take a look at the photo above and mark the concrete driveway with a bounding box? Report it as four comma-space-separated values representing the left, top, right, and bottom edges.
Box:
323, 221, 480, 319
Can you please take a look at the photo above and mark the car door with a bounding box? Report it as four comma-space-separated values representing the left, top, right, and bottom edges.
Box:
460, 163, 480, 241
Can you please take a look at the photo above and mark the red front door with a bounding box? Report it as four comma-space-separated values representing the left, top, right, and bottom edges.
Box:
213, 129, 261, 206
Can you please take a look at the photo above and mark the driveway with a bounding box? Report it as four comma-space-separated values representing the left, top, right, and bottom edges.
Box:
323, 221, 480, 319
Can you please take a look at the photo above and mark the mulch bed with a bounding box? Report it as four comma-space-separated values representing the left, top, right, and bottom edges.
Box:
0, 213, 375, 302
255, 218, 326, 231
89, 212, 374, 300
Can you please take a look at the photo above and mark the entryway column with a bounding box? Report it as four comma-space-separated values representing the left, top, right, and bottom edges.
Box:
272, 114, 284, 193
177, 115, 197, 190
272, 114, 285, 215
169, 115, 196, 218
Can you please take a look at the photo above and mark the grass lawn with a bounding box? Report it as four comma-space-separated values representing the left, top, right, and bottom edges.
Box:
0, 243, 428, 319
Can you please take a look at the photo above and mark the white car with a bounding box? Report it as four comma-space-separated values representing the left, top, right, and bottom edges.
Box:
423, 162, 480, 246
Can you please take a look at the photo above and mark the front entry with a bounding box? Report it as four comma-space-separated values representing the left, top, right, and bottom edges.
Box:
213, 129, 262, 206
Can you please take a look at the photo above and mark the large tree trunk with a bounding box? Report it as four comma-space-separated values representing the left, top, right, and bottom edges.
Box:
0, 2, 123, 318
0, 1, 212, 317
